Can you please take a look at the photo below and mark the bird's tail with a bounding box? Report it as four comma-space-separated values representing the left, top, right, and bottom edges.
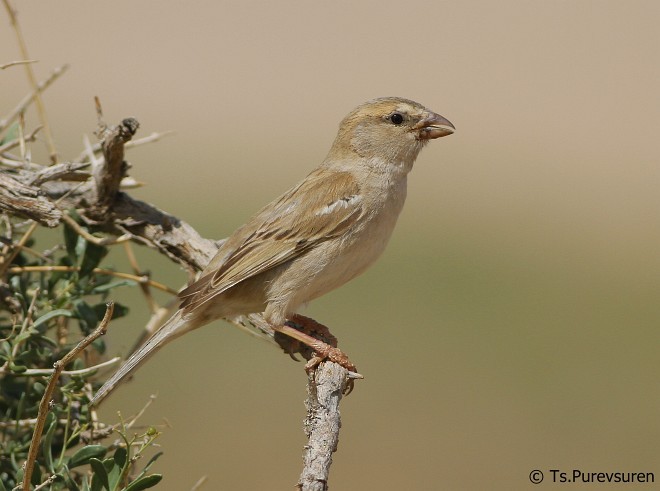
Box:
90, 310, 194, 406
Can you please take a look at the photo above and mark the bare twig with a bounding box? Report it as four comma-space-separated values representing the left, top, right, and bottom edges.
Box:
81, 133, 102, 166
62, 213, 133, 246
7, 265, 178, 295
125, 131, 175, 149
0, 356, 120, 376
190, 476, 208, 491
28, 160, 89, 185
0, 64, 68, 135
0, 62, 69, 139
17, 111, 27, 163
123, 241, 159, 313
0, 155, 37, 168
0, 220, 37, 277
124, 394, 157, 430
74, 131, 174, 164
0, 418, 71, 429
21, 303, 115, 491
7, 286, 40, 362
2, 0, 58, 163
32, 474, 58, 491
0, 59, 36, 69
297, 362, 348, 491
0, 124, 41, 155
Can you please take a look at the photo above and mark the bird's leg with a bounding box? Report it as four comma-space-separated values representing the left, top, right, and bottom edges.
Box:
289, 314, 338, 347
275, 314, 359, 375
274, 313, 336, 361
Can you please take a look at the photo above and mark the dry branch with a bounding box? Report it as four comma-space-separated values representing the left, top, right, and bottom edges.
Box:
0, 172, 62, 226
1, 116, 349, 486
298, 363, 348, 491
21, 303, 115, 491
92, 117, 139, 217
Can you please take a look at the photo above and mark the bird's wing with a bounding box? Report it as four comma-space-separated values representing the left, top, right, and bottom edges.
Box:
179, 168, 363, 312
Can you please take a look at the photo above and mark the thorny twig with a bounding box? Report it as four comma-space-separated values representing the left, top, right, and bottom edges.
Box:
2, 0, 59, 162
21, 303, 115, 491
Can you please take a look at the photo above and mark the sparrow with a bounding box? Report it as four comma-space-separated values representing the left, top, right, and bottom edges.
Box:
90, 97, 454, 405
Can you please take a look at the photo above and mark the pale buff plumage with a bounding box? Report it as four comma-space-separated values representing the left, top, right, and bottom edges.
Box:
90, 97, 454, 405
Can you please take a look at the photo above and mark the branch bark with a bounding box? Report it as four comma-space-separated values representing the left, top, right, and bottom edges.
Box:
92, 117, 139, 218
0, 118, 347, 487
298, 362, 348, 491
0, 172, 62, 226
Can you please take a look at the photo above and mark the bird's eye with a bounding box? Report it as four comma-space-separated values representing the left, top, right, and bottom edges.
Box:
389, 112, 404, 125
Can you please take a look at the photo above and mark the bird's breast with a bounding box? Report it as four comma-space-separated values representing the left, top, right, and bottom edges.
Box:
297, 176, 408, 301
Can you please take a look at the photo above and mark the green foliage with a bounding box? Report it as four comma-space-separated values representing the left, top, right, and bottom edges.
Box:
0, 218, 164, 490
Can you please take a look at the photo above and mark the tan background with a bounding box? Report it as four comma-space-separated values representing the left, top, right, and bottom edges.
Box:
3, 1, 659, 489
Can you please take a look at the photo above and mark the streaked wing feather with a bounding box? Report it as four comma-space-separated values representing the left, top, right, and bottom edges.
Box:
179, 169, 362, 312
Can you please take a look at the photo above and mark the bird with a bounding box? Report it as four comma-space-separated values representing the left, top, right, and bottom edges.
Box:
90, 97, 454, 405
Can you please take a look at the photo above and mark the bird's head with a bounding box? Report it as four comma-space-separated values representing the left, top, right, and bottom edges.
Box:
327, 97, 454, 170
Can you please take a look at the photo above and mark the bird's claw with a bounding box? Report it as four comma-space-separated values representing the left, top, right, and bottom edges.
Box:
303, 346, 362, 396
280, 315, 362, 395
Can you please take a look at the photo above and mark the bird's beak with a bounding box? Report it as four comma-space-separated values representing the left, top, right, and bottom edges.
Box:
415, 112, 455, 139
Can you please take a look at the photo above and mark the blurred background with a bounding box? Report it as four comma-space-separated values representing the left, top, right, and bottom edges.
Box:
2, 1, 659, 489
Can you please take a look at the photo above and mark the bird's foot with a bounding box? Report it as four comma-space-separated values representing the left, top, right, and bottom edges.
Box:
302, 345, 363, 396
277, 315, 362, 394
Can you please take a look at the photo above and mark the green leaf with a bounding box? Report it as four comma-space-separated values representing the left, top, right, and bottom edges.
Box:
51, 255, 75, 289
63, 469, 82, 491
89, 458, 110, 491
105, 456, 121, 491
13, 328, 36, 344
2, 122, 18, 144
42, 412, 58, 473
31, 462, 42, 485
92, 279, 137, 294
128, 451, 163, 488
68, 445, 108, 469
33, 309, 74, 329
33, 381, 46, 396
74, 300, 99, 335
8, 362, 27, 373
108, 448, 127, 490
64, 219, 81, 263
92, 337, 107, 355
113, 447, 127, 469
15, 466, 24, 486
137, 452, 163, 478
0, 475, 6, 491
93, 302, 129, 321
32, 333, 59, 348
79, 242, 108, 278
123, 474, 162, 491
0, 340, 10, 355
16, 390, 27, 420
75, 236, 87, 263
